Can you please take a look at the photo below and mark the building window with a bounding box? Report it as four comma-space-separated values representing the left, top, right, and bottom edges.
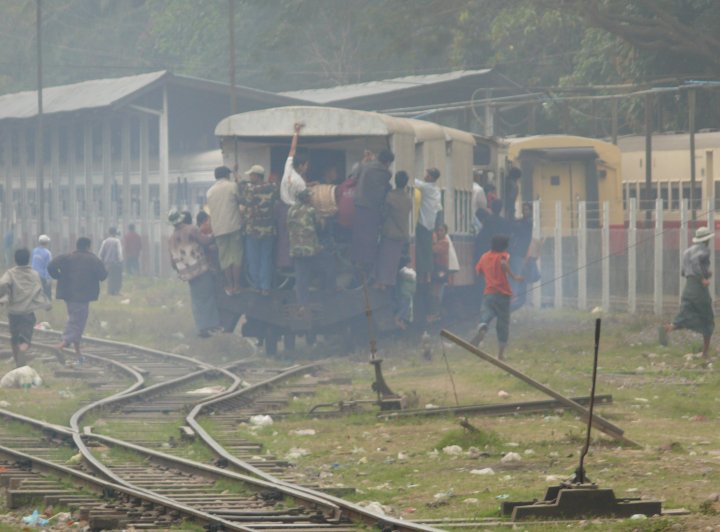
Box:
550, 175, 560, 186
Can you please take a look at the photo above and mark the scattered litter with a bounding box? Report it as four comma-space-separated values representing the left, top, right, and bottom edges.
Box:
175, 300, 185, 308
591, 306, 603, 314
249, 415, 273, 427
630, 513, 647, 520
187, 385, 226, 395
633, 397, 649, 403
427, 449, 439, 458
443, 445, 463, 455
22, 510, 49, 527
424, 403, 439, 409
397, 451, 408, 461
505, 442, 519, 447
120, 298, 131, 305
0, 366, 43, 388
497, 390, 510, 399
404, 507, 417, 513
34, 321, 51, 331
635, 366, 645, 373
470, 467, 495, 475
523, 449, 535, 456
357, 456, 368, 464
0, 400, 10, 407
463, 498, 479, 504
58, 389, 74, 399
289, 429, 316, 436
65, 453, 82, 465
285, 447, 309, 460
100, 321, 108, 329
495, 493, 510, 500
360, 501, 389, 516
351, 447, 366, 454
501, 452, 522, 463
433, 489, 454, 501
546, 474, 563, 482
501, 475, 513, 481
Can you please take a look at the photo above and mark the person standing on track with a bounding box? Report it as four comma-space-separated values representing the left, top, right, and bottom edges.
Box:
0, 248, 52, 367
660, 226, 715, 358
48, 237, 107, 357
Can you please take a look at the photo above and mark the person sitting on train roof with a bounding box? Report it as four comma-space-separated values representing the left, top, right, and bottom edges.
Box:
243, 164, 278, 296
375, 170, 412, 290
351, 149, 395, 275
168, 209, 221, 339
206, 165, 244, 295
276, 122, 308, 271
414, 168, 442, 284
288, 188, 336, 313
428, 223, 451, 323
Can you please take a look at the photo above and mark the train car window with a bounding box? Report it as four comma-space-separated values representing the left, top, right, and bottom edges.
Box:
550, 175, 560, 186
671, 183, 680, 210
473, 144, 491, 166
659, 183, 669, 210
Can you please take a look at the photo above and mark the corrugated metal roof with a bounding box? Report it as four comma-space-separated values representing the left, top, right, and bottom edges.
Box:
281, 69, 493, 104
0, 71, 168, 121
0, 71, 308, 122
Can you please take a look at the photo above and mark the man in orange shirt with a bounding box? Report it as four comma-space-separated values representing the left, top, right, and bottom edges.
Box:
472, 234, 524, 360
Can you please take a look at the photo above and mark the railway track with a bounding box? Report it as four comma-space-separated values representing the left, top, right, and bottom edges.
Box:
0, 325, 442, 531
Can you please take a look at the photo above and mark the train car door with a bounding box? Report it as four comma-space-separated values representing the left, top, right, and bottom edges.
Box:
534, 160, 587, 229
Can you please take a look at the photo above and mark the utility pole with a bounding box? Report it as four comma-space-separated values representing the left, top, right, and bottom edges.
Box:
35, 0, 45, 233
688, 88, 696, 222
644, 93, 653, 225
228, 0, 237, 116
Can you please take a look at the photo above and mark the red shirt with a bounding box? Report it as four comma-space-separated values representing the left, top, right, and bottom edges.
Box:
475, 250, 512, 296
123, 231, 142, 259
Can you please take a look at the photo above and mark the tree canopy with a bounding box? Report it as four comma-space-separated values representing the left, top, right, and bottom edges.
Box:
1, 0, 719, 135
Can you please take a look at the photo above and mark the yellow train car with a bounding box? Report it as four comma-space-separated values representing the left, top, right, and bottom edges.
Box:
496, 135, 623, 229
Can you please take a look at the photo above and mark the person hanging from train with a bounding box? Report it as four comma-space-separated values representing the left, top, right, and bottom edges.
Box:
472, 234, 524, 361
277, 122, 309, 272
659, 227, 715, 359
242, 164, 278, 295
206, 166, 245, 295
428, 223, 450, 323
196, 210, 220, 272
168, 209, 221, 338
472, 170, 489, 233
503, 166, 522, 221
374, 170, 412, 290
351, 149, 395, 277
509, 202, 535, 311
413, 167, 442, 285
288, 189, 336, 313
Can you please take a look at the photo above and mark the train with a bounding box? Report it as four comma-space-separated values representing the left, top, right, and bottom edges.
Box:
208, 106, 625, 353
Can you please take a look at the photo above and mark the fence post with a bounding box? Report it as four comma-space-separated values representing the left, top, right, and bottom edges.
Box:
628, 198, 637, 313
554, 201, 563, 309
602, 201, 610, 312
708, 199, 715, 298
679, 199, 688, 303
577, 201, 587, 310
654, 198, 664, 315
532, 199, 541, 309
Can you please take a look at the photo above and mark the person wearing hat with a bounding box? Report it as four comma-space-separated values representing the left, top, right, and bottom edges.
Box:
167, 208, 221, 338
242, 164, 277, 295
98, 227, 124, 296
660, 226, 715, 358
32, 234, 53, 300
288, 188, 336, 310
206, 165, 244, 295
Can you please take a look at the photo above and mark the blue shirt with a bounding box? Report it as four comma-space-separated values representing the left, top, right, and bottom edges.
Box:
31, 246, 52, 280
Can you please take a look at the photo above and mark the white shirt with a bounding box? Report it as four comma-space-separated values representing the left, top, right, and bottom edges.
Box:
414, 179, 442, 231
472, 182, 487, 232
280, 156, 306, 206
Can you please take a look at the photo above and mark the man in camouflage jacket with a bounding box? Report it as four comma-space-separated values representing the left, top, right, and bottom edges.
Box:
243, 165, 278, 294
288, 189, 336, 308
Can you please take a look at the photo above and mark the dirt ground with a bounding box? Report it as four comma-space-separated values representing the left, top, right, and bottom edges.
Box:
1, 279, 719, 531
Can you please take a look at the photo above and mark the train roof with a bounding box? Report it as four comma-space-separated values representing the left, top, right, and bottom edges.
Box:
504, 135, 620, 163
215, 106, 474, 146
617, 130, 720, 151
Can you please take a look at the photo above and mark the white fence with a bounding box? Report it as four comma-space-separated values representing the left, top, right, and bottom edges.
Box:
531, 198, 717, 314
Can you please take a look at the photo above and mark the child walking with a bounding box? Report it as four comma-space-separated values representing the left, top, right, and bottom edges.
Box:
0, 248, 52, 367
472, 234, 523, 360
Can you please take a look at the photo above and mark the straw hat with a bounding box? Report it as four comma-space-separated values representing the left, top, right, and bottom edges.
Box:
692, 226, 714, 244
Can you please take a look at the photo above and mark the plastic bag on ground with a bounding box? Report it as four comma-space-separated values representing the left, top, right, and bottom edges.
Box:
0, 366, 42, 388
